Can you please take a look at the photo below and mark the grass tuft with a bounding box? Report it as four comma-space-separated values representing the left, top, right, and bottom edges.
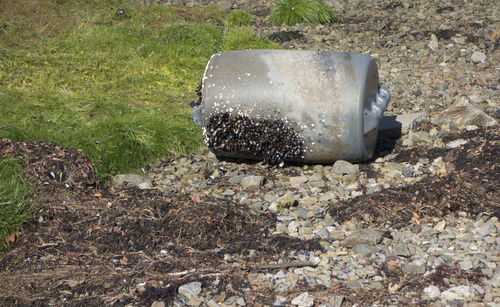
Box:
268, 0, 337, 26
225, 9, 254, 27
0, 159, 33, 251
222, 28, 278, 50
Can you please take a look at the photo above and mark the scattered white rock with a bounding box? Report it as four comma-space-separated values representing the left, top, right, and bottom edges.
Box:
329, 295, 345, 307
290, 176, 308, 189
434, 221, 446, 232
113, 174, 153, 189
291, 292, 315, 307
379, 112, 427, 137
446, 139, 467, 149
458, 260, 473, 270
241, 175, 264, 189
441, 285, 475, 301
424, 285, 441, 299
151, 301, 165, 307
343, 229, 384, 247
331, 160, 359, 176
471, 51, 486, 63
178, 281, 202, 300
428, 33, 439, 51
431, 97, 498, 127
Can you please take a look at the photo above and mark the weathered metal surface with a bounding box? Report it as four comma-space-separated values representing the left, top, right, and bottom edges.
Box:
192, 49, 390, 163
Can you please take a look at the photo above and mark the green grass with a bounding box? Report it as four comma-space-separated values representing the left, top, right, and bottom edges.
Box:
0, 0, 277, 250
225, 9, 254, 26
222, 28, 278, 50
268, 0, 337, 26
0, 0, 276, 177
0, 159, 33, 251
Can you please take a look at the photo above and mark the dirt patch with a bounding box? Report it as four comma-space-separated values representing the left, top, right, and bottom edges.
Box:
328, 126, 500, 228
0, 139, 98, 194
0, 139, 321, 305
268, 30, 304, 43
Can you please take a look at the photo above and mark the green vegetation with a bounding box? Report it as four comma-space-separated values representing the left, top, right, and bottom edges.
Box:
225, 9, 254, 26
222, 28, 278, 50
0, 159, 33, 251
0, 0, 277, 249
268, 0, 337, 26
0, 0, 276, 177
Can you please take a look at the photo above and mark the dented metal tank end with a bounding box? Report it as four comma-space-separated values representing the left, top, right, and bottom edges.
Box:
190, 49, 390, 164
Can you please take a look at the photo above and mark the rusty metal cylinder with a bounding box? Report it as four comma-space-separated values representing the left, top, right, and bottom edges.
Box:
191, 49, 390, 164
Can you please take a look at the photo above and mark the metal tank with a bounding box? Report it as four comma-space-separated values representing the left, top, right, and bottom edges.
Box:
190, 49, 390, 164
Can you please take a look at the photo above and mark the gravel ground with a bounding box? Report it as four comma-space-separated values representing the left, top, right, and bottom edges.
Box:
1, 0, 499, 306
145, 0, 499, 306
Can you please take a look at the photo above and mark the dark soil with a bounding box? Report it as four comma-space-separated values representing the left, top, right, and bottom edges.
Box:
329, 125, 500, 228
0, 120, 498, 305
0, 138, 321, 306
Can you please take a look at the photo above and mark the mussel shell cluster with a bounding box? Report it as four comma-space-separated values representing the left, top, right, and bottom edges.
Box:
204, 112, 304, 164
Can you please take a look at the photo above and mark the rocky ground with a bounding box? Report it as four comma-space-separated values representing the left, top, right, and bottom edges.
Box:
1, 0, 499, 306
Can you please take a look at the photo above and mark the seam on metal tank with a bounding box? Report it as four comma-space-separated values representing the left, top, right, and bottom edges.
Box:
354, 54, 366, 160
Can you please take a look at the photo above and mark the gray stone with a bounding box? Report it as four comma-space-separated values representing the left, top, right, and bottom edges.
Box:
423, 285, 441, 299
428, 33, 439, 51
249, 201, 264, 212
113, 174, 152, 189
290, 176, 308, 189
229, 175, 247, 184
393, 243, 411, 257
329, 230, 346, 241
491, 270, 500, 287
458, 260, 473, 271
471, 284, 484, 295
344, 229, 385, 247
446, 139, 467, 149
408, 131, 433, 145
477, 222, 494, 235
175, 167, 189, 177
224, 296, 246, 306
222, 189, 235, 196
308, 173, 323, 182
433, 220, 446, 232
329, 295, 345, 307
401, 263, 426, 274
236, 296, 246, 306
344, 280, 362, 289
433, 82, 448, 91
402, 166, 414, 178
197, 180, 208, 189
471, 51, 486, 63
241, 176, 264, 189
172, 300, 185, 307
295, 208, 310, 219
379, 112, 426, 137
291, 292, 315, 307
366, 184, 382, 194
151, 301, 165, 307
331, 160, 359, 176
441, 285, 475, 301
178, 281, 202, 300
273, 296, 287, 306
315, 228, 330, 239
352, 244, 374, 257
431, 97, 497, 127
206, 300, 219, 307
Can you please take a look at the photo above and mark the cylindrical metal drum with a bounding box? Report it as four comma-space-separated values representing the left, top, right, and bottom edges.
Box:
191, 49, 390, 164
